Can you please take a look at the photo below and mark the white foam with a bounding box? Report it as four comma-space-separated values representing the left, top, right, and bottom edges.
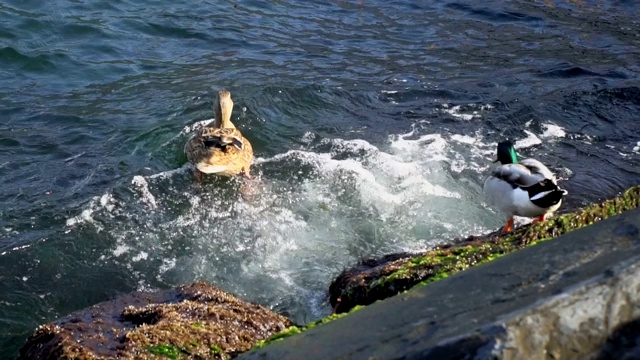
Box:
515, 123, 565, 149
113, 243, 131, 257
132, 251, 149, 262
450, 134, 477, 145
300, 131, 316, 145
158, 258, 177, 276
160, 118, 216, 148
180, 118, 215, 135
515, 130, 543, 149
150, 165, 191, 179
541, 123, 566, 138
633, 141, 640, 153
440, 103, 494, 121
444, 105, 477, 120
390, 133, 451, 166
65, 193, 116, 230
131, 176, 158, 209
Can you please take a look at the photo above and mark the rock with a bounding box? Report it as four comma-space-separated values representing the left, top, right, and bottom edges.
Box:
18, 281, 292, 360
328, 252, 419, 313
329, 185, 640, 313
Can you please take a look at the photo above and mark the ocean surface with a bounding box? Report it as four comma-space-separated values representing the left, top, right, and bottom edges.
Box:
1, 0, 639, 357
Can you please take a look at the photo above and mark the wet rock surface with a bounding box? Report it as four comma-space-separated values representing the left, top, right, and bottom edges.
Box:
241, 207, 640, 360
18, 281, 292, 360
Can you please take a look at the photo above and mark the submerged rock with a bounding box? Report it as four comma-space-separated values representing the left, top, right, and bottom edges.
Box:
329, 184, 640, 313
18, 281, 292, 360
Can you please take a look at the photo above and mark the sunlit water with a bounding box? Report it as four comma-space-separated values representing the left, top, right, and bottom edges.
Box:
1, 0, 640, 357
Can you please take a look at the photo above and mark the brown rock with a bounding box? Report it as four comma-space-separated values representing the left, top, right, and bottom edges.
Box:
19, 281, 292, 360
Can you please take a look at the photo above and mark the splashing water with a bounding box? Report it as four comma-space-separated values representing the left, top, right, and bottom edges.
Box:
64, 113, 568, 322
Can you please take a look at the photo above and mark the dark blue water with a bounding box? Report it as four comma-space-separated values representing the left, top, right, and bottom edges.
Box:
1, 0, 639, 357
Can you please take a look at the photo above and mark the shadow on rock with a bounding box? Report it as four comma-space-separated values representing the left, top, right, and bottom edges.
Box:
594, 319, 640, 360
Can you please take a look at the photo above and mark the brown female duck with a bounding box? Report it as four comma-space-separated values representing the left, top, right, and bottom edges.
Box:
184, 90, 254, 180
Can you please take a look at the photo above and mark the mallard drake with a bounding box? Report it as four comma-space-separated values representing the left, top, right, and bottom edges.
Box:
483, 140, 568, 232
184, 90, 254, 180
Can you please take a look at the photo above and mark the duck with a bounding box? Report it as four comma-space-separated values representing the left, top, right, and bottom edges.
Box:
483, 140, 568, 232
184, 90, 254, 181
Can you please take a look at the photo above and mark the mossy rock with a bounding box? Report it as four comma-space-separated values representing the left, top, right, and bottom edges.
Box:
250, 305, 366, 352
18, 282, 292, 360
329, 185, 640, 313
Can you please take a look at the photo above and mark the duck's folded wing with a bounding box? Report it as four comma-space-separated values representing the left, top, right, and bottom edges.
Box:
201, 128, 245, 149
491, 164, 541, 188
519, 158, 556, 182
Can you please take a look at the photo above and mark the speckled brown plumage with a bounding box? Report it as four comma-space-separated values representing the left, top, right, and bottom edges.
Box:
184, 90, 254, 178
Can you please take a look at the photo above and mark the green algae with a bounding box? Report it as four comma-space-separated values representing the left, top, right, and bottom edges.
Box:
251, 305, 366, 351
253, 327, 303, 349
331, 185, 640, 314
208, 344, 229, 359
146, 341, 220, 360
146, 344, 185, 359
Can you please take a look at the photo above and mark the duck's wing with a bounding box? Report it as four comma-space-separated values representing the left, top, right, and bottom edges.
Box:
491, 164, 544, 188
519, 158, 557, 182
185, 130, 209, 164
201, 128, 245, 150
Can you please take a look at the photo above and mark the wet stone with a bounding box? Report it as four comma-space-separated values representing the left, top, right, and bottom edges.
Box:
614, 222, 639, 238
18, 281, 292, 360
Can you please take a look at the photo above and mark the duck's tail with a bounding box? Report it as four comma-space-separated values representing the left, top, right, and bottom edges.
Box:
523, 179, 567, 208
